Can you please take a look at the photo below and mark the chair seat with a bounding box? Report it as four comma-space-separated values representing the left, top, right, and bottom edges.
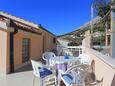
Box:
61, 73, 83, 85
61, 74, 74, 85
39, 68, 53, 78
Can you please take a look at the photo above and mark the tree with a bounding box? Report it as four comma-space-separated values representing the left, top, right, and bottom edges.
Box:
110, 0, 115, 5
92, 0, 111, 46
68, 40, 81, 46
93, 0, 110, 17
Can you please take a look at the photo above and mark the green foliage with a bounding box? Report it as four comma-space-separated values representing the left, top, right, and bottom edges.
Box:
97, 5, 110, 17
68, 40, 81, 46
93, 35, 105, 45
93, 21, 106, 32
110, 0, 115, 5
101, 35, 105, 41
93, 0, 110, 17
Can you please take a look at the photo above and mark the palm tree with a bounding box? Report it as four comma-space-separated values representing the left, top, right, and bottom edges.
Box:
91, 0, 111, 47
93, 0, 110, 17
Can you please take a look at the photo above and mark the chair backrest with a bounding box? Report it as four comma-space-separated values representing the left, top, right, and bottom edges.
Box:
62, 48, 73, 56
78, 53, 90, 64
42, 52, 56, 60
61, 64, 87, 85
31, 60, 43, 77
42, 52, 56, 66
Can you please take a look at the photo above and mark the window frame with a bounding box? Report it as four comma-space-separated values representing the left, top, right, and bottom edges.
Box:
22, 38, 31, 63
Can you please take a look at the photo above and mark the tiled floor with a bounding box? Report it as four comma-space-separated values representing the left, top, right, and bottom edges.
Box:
0, 71, 95, 86
15, 63, 33, 73
0, 62, 96, 86
0, 71, 40, 86
0, 62, 39, 86
0, 62, 56, 86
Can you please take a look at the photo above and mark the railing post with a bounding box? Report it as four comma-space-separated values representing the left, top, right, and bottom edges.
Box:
78, 48, 80, 55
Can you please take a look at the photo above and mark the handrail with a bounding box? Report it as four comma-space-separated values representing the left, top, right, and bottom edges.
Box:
67, 46, 83, 49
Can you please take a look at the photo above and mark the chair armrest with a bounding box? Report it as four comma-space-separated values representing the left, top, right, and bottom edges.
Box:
58, 70, 65, 74
65, 64, 87, 74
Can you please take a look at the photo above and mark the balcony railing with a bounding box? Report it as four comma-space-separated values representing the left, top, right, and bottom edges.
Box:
57, 45, 83, 57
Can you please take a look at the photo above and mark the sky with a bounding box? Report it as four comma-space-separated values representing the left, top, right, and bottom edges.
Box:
0, 0, 93, 35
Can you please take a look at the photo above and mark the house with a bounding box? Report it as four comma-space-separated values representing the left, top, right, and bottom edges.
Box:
0, 11, 56, 75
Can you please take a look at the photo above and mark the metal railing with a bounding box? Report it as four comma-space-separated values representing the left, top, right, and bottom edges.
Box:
57, 45, 83, 57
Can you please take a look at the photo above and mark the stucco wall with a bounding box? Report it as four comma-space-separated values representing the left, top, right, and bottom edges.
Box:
83, 29, 115, 86
40, 28, 56, 52
13, 30, 43, 70
0, 30, 10, 75
85, 48, 115, 86
45, 33, 55, 51
0, 24, 56, 74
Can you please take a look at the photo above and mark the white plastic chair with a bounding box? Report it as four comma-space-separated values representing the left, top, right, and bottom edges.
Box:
58, 64, 88, 86
31, 60, 57, 86
42, 52, 56, 68
62, 48, 73, 56
78, 53, 90, 65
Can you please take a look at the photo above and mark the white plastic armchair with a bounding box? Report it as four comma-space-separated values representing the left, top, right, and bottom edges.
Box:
62, 48, 73, 56
42, 52, 56, 67
78, 53, 90, 65
58, 64, 88, 86
31, 60, 57, 86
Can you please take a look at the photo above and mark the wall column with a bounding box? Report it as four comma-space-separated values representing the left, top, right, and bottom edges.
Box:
0, 30, 8, 76
82, 30, 91, 53
111, 5, 115, 58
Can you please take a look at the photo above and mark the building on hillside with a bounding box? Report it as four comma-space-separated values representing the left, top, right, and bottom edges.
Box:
0, 11, 56, 75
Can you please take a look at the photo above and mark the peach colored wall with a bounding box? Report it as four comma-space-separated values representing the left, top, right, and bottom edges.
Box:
85, 48, 115, 86
13, 30, 43, 70
41, 29, 56, 52
6, 32, 10, 73
0, 30, 10, 75
45, 33, 56, 52
0, 27, 56, 74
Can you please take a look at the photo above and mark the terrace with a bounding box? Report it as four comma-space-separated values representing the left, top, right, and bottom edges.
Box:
1, 30, 114, 86
1, 5, 115, 86
0, 48, 108, 86
0, 48, 94, 86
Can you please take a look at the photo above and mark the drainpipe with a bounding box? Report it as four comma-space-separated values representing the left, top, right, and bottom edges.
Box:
10, 28, 18, 73
9, 19, 18, 73
42, 33, 46, 53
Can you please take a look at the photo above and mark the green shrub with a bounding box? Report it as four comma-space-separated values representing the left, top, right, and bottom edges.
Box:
68, 41, 81, 46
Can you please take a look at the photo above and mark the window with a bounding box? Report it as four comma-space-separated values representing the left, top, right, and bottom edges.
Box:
22, 38, 30, 63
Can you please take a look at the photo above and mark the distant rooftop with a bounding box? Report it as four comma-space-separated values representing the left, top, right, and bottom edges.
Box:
0, 11, 55, 36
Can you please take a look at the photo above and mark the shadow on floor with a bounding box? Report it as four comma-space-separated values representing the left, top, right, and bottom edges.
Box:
15, 58, 46, 73
15, 63, 33, 73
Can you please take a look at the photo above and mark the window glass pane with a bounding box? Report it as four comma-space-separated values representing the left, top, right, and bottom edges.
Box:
22, 38, 30, 63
